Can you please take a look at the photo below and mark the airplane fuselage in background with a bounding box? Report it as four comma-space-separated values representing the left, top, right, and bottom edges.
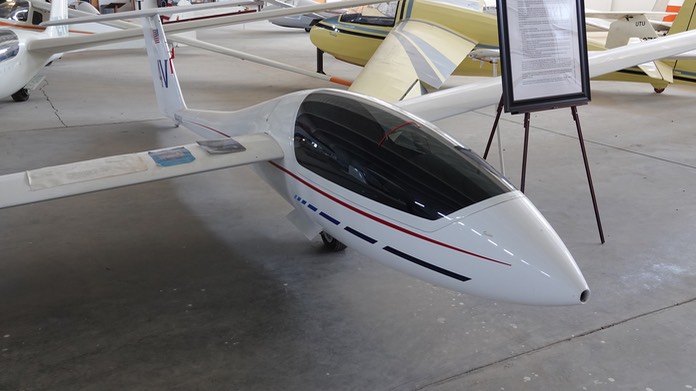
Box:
310, 0, 696, 91
0, 27, 56, 100
311, 0, 499, 77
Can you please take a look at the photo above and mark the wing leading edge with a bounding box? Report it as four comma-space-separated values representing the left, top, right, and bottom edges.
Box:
0, 133, 283, 209
398, 28, 696, 122
29, 0, 387, 54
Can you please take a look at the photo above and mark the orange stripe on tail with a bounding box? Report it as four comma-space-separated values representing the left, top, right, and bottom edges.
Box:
665, 5, 681, 21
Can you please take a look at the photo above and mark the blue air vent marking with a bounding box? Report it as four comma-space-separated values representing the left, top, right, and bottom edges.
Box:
319, 212, 340, 225
294, 193, 378, 247
293, 194, 340, 225
383, 246, 471, 282
345, 226, 377, 244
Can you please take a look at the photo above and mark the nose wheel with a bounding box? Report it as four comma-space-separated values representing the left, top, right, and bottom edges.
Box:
11, 88, 30, 102
320, 231, 347, 252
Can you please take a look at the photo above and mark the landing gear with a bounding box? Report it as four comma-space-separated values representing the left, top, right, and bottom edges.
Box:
305, 19, 320, 33
320, 231, 347, 252
11, 88, 30, 102
316, 48, 325, 74
654, 87, 665, 94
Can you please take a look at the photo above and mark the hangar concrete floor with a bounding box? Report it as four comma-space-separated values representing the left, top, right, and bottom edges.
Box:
2, 21, 696, 390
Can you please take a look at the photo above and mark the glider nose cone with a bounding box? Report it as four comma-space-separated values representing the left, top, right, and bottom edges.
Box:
459, 193, 589, 305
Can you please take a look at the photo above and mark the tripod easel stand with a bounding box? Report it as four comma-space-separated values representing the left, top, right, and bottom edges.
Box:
482, 97, 605, 244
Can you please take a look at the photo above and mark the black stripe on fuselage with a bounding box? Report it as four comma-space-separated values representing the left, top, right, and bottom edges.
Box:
319, 211, 340, 225
344, 226, 377, 244
383, 246, 471, 282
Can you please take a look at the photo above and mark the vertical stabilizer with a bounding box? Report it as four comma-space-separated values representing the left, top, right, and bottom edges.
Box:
46, 0, 69, 37
140, 15, 187, 123
652, 0, 669, 13
667, 0, 696, 35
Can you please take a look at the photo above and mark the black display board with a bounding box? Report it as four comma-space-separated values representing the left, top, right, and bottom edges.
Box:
497, 0, 591, 114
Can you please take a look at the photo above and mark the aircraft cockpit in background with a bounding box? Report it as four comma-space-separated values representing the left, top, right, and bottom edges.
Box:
3, 0, 33, 22
0, 29, 20, 63
1, 0, 99, 25
338, 0, 398, 27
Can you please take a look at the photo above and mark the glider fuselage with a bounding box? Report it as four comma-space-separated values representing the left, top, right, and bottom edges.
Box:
179, 87, 590, 305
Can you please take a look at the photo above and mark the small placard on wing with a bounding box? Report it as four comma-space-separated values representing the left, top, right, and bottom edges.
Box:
148, 147, 195, 167
197, 139, 246, 154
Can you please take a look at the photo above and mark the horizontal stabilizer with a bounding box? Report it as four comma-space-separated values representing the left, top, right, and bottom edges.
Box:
638, 60, 674, 82
0, 133, 283, 209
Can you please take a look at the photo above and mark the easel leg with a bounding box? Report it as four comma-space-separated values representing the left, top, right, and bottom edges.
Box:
483, 96, 505, 160
572, 106, 605, 244
496, 121, 505, 175
520, 112, 531, 193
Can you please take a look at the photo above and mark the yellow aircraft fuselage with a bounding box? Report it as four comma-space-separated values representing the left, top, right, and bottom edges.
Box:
310, 0, 696, 92
310, 0, 502, 78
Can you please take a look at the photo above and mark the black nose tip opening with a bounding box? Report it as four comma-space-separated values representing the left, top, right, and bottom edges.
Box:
580, 289, 590, 303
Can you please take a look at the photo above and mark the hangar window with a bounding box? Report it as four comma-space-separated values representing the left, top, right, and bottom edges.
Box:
293, 92, 514, 220
339, 1, 398, 27
0, 30, 20, 63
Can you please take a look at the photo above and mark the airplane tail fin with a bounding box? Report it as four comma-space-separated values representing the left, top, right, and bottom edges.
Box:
46, 0, 69, 37
667, 0, 696, 35
140, 15, 187, 123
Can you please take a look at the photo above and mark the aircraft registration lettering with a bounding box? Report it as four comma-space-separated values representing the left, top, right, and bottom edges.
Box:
148, 147, 195, 167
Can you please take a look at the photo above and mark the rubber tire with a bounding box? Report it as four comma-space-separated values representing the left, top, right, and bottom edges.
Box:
11, 88, 30, 102
320, 231, 347, 252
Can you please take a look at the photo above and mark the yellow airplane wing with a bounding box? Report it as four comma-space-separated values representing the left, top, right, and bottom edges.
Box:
348, 19, 477, 102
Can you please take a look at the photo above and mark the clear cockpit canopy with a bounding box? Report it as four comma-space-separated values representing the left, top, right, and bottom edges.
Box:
294, 91, 514, 220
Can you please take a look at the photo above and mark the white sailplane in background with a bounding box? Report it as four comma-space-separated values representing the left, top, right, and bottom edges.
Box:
265, 0, 344, 32
3, 2, 696, 305
0, 0, 377, 102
